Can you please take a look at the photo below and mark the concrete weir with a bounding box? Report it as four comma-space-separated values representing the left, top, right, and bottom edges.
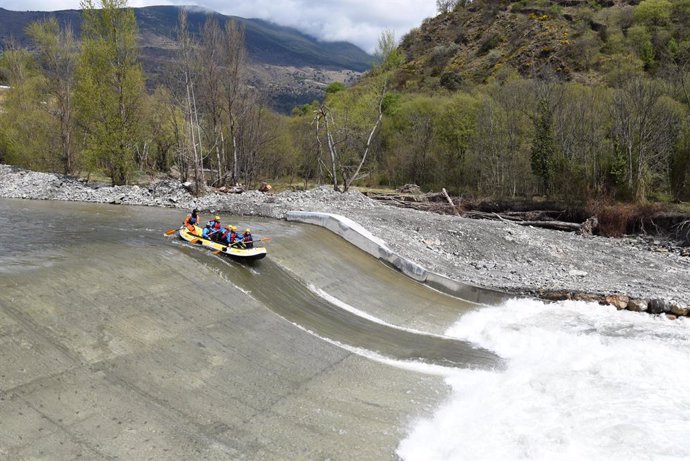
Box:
286, 211, 510, 305
0, 199, 504, 460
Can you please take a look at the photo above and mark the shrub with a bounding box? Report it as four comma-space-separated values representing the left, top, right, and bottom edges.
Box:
587, 200, 665, 236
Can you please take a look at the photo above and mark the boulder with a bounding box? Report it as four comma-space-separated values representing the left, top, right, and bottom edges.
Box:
627, 299, 648, 312
259, 182, 273, 193
541, 290, 570, 301
647, 298, 671, 315
605, 294, 629, 310
670, 303, 689, 317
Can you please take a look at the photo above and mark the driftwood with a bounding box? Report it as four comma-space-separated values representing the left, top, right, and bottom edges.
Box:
365, 190, 592, 233
509, 220, 582, 232
364, 190, 449, 203
442, 188, 459, 216
464, 210, 582, 232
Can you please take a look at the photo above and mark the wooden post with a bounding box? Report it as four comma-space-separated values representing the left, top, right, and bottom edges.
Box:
442, 188, 459, 216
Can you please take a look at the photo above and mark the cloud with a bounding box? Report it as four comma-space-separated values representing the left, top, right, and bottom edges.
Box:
3, 0, 438, 53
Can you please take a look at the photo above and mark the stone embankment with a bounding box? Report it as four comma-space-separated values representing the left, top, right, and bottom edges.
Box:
1, 164, 689, 319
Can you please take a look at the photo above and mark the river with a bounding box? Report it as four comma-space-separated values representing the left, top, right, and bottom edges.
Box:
1, 198, 688, 460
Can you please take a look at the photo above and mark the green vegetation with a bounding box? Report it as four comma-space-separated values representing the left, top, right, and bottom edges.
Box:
1, 0, 690, 204
76, 0, 146, 185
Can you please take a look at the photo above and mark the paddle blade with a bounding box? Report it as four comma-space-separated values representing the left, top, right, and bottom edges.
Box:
164, 229, 177, 235
259, 237, 272, 242
190, 238, 201, 244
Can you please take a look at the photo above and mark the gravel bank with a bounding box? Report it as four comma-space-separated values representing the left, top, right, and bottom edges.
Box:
1, 164, 689, 316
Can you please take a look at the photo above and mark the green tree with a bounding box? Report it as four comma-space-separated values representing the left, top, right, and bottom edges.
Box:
382, 94, 438, 188
634, 0, 672, 27
374, 30, 403, 71
26, 17, 78, 174
669, 127, 690, 201
627, 25, 656, 70
530, 99, 556, 195
434, 93, 480, 192
137, 86, 177, 174
75, 0, 146, 185
0, 47, 55, 170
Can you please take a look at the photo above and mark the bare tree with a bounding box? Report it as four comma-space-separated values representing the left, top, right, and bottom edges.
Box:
610, 78, 682, 201
314, 80, 386, 192
176, 10, 205, 193
436, 0, 457, 14
198, 17, 225, 185
220, 20, 247, 187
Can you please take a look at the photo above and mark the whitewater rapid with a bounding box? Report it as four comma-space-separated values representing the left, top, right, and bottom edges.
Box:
397, 299, 690, 461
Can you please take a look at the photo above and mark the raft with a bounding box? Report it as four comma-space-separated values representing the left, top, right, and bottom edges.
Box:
179, 225, 267, 261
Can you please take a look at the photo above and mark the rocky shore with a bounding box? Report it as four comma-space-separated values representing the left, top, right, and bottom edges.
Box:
1, 164, 689, 318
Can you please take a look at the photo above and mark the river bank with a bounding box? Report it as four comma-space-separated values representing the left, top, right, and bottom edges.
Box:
1, 164, 689, 317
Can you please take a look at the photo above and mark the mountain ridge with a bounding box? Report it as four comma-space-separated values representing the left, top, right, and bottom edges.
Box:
0, 5, 374, 112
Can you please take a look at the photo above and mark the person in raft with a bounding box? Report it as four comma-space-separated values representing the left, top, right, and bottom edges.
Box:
203, 215, 222, 241
220, 225, 240, 246
183, 208, 201, 233
242, 229, 254, 249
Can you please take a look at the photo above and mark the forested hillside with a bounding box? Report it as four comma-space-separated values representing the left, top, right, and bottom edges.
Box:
360, 0, 690, 204
1, 0, 689, 207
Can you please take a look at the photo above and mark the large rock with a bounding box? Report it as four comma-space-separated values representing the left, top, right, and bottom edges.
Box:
670, 303, 689, 316
627, 299, 648, 312
647, 298, 671, 314
605, 294, 629, 310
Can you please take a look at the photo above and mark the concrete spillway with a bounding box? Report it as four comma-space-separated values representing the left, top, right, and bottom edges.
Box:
0, 199, 501, 459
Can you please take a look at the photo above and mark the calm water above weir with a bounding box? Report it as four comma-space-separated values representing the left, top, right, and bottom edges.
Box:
1, 198, 688, 460
0, 198, 497, 368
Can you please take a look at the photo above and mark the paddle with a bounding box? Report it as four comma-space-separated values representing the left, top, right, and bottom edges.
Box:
165, 226, 204, 237
212, 237, 272, 254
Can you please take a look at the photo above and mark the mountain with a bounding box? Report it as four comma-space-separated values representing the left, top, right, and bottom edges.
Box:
0, 5, 374, 112
394, 0, 690, 91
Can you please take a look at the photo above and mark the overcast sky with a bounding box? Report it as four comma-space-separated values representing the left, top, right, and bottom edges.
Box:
0, 0, 439, 52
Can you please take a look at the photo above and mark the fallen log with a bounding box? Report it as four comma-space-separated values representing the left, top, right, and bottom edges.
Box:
511, 220, 582, 232
462, 210, 582, 231
365, 192, 426, 203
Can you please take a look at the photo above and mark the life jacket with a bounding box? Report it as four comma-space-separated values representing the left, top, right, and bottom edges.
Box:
242, 232, 253, 248
184, 213, 198, 227
206, 220, 221, 231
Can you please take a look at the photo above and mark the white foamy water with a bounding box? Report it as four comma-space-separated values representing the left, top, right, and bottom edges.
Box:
397, 299, 690, 461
